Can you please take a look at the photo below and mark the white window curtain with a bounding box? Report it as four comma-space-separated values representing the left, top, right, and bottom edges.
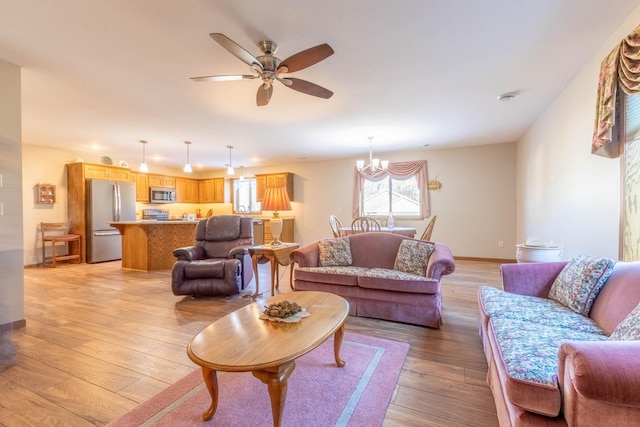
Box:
352, 160, 429, 219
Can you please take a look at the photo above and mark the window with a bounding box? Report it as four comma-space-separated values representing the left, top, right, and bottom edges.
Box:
354, 161, 428, 219
232, 178, 261, 213
361, 175, 421, 218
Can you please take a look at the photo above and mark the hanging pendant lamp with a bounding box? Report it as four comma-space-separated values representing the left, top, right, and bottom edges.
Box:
139, 140, 149, 172
227, 145, 235, 175
183, 141, 192, 173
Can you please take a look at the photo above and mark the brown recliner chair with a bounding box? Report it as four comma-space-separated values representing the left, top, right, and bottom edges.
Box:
171, 215, 254, 296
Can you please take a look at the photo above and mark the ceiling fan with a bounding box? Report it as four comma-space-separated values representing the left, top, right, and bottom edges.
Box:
191, 33, 334, 106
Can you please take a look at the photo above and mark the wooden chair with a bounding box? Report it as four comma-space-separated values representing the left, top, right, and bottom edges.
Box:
420, 215, 437, 241
41, 222, 81, 267
329, 215, 344, 238
350, 216, 381, 233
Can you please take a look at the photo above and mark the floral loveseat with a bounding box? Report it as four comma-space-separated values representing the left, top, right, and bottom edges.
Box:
479, 256, 640, 427
290, 232, 455, 327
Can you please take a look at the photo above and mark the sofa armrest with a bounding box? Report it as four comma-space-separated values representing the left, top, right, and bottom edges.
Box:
172, 245, 205, 261
500, 261, 567, 297
290, 243, 320, 267
559, 341, 640, 425
426, 243, 456, 280
229, 245, 250, 260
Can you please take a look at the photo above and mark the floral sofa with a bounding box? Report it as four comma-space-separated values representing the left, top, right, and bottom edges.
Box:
479, 256, 640, 427
290, 232, 455, 327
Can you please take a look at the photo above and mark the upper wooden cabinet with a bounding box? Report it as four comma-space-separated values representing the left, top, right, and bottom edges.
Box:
148, 175, 176, 188
82, 163, 131, 182
256, 172, 294, 202
176, 178, 199, 203
130, 173, 149, 202
198, 178, 224, 203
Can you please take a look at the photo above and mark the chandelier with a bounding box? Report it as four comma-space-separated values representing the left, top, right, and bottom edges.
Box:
356, 136, 388, 173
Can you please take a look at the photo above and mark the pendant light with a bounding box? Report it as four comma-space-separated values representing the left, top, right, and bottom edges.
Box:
139, 140, 149, 172
226, 145, 235, 175
183, 141, 192, 173
239, 166, 245, 180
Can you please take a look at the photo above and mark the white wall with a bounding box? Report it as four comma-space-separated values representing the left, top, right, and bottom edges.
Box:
0, 59, 24, 326
517, 7, 640, 260
21, 141, 517, 264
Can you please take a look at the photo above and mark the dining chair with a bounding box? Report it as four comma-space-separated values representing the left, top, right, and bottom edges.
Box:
420, 215, 437, 241
329, 215, 344, 238
351, 216, 381, 233
41, 222, 82, 267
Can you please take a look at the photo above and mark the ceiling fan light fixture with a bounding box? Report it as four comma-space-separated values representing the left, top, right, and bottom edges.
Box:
183, 141, 192, 173
193, 33, 334, 106
139, 140, 149, 172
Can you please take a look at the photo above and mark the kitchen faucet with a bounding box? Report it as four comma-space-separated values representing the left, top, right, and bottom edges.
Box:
238, 205, 247, 216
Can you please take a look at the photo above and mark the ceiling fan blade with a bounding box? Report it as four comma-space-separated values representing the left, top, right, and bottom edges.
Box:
256, 84, 273, 106
285, 78, 333, 99
210, 33, 263, 71
190, 75, 256, 82
278, 43, 334, 74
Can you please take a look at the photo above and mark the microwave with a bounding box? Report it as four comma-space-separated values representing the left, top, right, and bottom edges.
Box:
150, 187, 176, 203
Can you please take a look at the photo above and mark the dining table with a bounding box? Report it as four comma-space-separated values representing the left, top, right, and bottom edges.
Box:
338, 226, 416, 238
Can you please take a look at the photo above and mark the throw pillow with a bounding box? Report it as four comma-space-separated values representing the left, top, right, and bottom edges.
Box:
609, 302, 640, 341
548, 255, 616, 316
394, 239, 435, 276
318, 237, 352, 267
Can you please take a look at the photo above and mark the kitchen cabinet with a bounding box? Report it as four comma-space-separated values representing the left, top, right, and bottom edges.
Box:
148, 174, 176, 188
263, 218, 295, 243
256, 172, 294, 202
176, 178, 199, 203
130, 173, 149, 202
198, 178, 224, 203
83, 163, 131, 181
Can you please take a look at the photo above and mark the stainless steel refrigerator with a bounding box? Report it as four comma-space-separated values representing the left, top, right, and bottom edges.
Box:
86, 179, 136, 263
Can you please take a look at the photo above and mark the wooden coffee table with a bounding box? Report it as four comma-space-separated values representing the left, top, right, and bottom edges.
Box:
187, 291, 349, 427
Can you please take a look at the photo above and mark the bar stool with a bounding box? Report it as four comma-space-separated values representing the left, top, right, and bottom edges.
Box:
41, 222, 81, 267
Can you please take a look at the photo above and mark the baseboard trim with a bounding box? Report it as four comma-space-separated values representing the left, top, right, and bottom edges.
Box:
1, 319, 26, 330
454, 256, 517, 263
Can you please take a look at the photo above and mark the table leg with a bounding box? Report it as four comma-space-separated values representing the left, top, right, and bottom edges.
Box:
201, 367, 219, 421
251, 254, 260, 299
270, 256, 277, 296
252, 361, 296, 427
334, 325, 346, 367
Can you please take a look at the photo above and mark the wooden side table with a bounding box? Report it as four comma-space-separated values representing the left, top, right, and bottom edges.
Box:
249, 242, 300, 299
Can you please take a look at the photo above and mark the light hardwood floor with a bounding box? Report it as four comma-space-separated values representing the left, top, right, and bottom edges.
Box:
1, 259, 502, 427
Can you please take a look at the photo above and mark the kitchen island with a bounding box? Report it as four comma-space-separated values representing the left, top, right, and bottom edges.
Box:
109, 220, 198, 271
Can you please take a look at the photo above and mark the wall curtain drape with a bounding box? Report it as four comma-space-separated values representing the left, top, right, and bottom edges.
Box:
352, 160, 429, 219
592, 24, 640, 158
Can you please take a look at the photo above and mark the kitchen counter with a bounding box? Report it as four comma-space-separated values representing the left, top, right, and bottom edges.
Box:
110, 221, 198, 271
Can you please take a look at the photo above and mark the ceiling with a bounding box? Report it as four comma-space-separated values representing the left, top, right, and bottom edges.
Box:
0, 0, 638, 172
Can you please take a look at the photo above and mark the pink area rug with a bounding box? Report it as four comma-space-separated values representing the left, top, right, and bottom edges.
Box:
107, 332, 409, 427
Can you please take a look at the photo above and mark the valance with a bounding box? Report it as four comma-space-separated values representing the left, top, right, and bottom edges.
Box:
592, 25, 640, 158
